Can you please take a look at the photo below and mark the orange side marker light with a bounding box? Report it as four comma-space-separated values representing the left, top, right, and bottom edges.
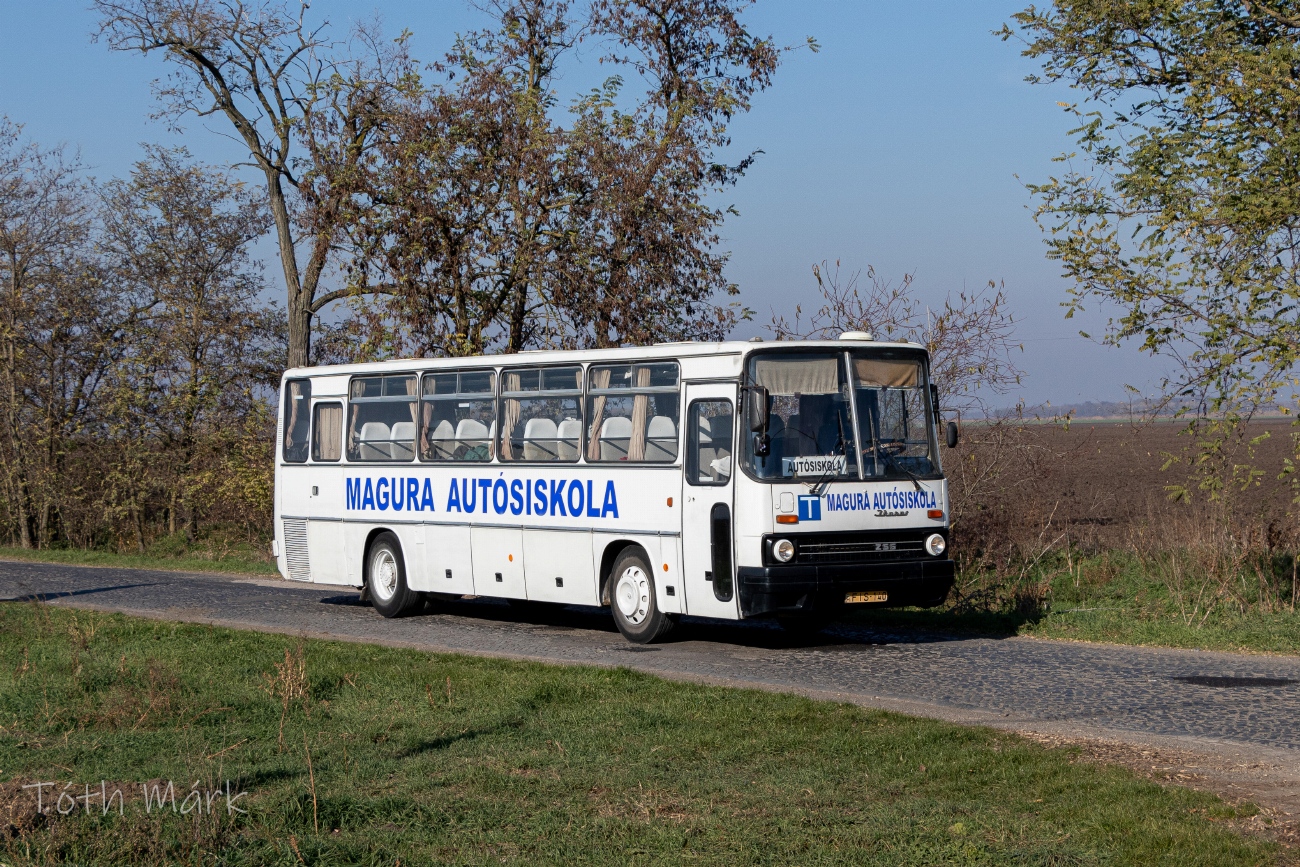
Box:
666, 497, 673, 507
776, 515, 799, 524
927, 509, 944, 520
662, 563, 669, 572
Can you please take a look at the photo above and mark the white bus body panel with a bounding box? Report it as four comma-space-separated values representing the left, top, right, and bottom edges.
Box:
471, 527, 526, 599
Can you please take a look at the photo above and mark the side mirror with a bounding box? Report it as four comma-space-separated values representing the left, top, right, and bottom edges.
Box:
745, 385, 770, 433
945, 421, 959, 449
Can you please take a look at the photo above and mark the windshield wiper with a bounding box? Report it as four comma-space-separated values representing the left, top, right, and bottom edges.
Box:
880, 448, 924, 492
809, 412, 849, 493
792, 411, 849, 494
863, 402, 922, 492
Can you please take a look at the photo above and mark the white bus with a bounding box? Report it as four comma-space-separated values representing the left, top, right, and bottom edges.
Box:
273, 336, 958, 643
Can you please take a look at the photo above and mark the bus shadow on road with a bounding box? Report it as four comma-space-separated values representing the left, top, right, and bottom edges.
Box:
320, 591, 994, 650
2, 583, 162, 604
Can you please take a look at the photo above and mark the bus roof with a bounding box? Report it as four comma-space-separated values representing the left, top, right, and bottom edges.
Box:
282, 338, 928, 380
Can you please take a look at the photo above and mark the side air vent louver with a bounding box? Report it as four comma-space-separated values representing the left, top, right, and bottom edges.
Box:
282, 518, 311, 581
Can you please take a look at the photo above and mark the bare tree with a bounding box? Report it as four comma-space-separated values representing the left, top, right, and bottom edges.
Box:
94, 0, 408, 367
771, 260, 1023, 418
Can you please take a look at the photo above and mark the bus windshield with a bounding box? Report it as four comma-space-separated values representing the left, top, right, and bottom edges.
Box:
744, 350, 939, 482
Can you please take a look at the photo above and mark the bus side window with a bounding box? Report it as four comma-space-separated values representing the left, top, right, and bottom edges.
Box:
587, 362, 680, 463
500, 366, 582, 463
687, 400, 733, 486
348, 375, 417, 462
312, 402, 342, 462
283, 379, 311, 463
420, 370, 495, 462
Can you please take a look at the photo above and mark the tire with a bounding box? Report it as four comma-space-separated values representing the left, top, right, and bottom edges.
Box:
367, 533, 420, 618
609, 547, 675, 644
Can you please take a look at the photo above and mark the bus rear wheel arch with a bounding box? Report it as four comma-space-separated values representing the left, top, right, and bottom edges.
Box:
365, 531, 421, 618
608, 546, 676, 644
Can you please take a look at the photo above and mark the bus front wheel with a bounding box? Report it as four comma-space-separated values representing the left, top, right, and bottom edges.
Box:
609, 548, 676, 644
367, 533, 420, 618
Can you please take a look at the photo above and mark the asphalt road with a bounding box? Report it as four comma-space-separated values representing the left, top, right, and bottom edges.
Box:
3, 559, 1299, 760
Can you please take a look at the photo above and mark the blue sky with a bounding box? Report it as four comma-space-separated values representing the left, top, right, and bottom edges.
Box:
0, 0, 1169, 407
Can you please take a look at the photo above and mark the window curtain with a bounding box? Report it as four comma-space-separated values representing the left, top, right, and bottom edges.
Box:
501, 372, 522, 460
347, 380, 362, 458
314, 404, 342, 461
627, 367, 651, 461
754, 358, 839, 395
853, 359, 919, 388
586, 368, 613, 460
405, 376, 418, 424
420, 399, 434, 460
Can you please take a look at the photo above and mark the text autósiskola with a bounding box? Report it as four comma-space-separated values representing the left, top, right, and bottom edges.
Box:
345, 476, 619, 518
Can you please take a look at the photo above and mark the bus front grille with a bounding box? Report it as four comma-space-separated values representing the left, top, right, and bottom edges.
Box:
798, 540, 926, 563
773, 530, 941, 566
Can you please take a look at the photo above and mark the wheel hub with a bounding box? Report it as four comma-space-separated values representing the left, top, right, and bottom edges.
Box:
372, 550, 398, 600
614, 566, 650, 625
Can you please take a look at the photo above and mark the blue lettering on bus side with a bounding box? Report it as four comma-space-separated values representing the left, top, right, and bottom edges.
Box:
601, 480, 619, 518
567, 479, 584, 516
343, 476, 623, 519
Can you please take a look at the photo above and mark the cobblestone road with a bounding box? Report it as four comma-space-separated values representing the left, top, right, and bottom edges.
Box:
3, 559, 1299, 758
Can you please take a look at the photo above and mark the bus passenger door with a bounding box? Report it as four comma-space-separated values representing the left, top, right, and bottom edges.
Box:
680, 385, 740, 620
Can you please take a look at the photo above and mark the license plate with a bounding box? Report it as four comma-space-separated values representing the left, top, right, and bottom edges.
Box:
845, 591, 888, 604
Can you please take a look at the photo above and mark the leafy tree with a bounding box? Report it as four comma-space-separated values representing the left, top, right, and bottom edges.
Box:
99, 147, 282, 541
94, 0, 411, 367
1002, 1, 1300, 494
0, 119, 121, 548
314, 0, 795, 359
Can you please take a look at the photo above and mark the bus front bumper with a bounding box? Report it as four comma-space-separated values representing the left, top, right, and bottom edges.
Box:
736, 559, 955, 618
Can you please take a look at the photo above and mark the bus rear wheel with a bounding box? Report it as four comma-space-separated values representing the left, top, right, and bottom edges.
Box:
609, 548, 675, 644
367, 533, 420, 618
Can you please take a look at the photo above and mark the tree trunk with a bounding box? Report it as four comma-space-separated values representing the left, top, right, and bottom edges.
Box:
265, 168, 312, 368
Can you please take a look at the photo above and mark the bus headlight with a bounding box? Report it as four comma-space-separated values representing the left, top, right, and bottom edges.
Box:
773, 538, 795, 563
925, 534, 947, 557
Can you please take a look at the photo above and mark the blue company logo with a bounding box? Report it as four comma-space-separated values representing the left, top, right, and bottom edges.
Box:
797, 495, 822, 521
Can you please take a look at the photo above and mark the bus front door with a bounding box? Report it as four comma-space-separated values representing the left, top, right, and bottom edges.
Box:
680, 385, 740, 620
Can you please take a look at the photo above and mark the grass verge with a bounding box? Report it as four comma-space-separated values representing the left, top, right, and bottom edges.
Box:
0, 542, 277, 577
846, 549, 1300, 656
0, 603, 1279, 865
